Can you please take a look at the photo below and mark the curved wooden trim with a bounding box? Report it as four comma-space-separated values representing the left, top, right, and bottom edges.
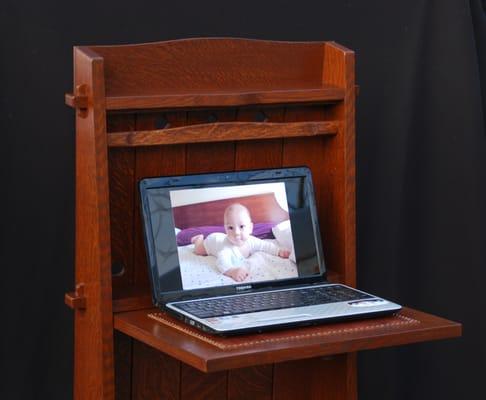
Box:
107, 120, 339, 147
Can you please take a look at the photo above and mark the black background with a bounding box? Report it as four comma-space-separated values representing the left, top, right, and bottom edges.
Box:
1, 1, 485, 399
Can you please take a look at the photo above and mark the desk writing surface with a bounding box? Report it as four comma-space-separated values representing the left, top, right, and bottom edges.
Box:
114, 307, 461, 372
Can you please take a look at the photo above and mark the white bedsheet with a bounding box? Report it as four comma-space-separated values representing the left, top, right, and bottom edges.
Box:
178, 240, 298, 290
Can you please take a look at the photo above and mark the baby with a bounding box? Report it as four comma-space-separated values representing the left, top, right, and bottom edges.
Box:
191, 203, 291, 282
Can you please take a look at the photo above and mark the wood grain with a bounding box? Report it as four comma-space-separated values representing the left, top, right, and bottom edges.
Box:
107, 114, 135, 289
321, 42, 359, 399
114, 331, 132, 400
112, 285, 153, 313
282, 106, 329, 239
103, 86, 345, 110
68, 39, 462, 400
107, 120, 338, 147
113, 307, 461, 373
133, 112, 186, 289
73, 46, 115, 400
132, 341, 180, 400
181, 364, 227, 400
273, 356, 348, 400
185, 109, 236, 174
91, 39, 326, 96
235, 107, 284, 170
322, 42, 356, 287
228, 365, 273, 400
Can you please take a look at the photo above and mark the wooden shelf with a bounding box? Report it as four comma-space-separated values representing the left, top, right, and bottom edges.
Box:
103, 85, 345, 111
114, 307, 461, 373
107, 120, 339, 147
66, 85, 345, 112
67, 38, 462, 399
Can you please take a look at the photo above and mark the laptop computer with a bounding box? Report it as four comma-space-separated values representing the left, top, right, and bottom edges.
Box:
139, 166, 401, 335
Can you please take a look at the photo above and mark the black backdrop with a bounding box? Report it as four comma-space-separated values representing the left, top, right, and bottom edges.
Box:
1, 1, 485, 399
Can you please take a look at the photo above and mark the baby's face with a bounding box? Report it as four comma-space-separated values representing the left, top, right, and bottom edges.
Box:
224, 209, 253, 246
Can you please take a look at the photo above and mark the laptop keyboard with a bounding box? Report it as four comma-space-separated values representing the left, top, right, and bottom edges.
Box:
175, 285, 373, 318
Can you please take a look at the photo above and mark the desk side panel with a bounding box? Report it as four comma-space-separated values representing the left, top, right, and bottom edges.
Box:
73, 47, 115, 400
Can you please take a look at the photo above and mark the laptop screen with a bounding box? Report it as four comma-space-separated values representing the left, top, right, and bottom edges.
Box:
139, 167, 326, 303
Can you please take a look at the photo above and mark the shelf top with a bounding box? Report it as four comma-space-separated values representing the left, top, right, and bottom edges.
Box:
103, 85, 345, 111
114, 307, 461, 373
71, 39, 353, 111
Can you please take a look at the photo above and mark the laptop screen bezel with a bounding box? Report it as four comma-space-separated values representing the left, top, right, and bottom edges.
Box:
139, 166, 327, 305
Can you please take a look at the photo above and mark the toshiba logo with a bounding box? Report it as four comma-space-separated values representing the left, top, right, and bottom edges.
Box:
236, 285, 252, 291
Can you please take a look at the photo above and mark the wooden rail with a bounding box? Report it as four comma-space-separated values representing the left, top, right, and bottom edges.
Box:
107, 120, 340, 147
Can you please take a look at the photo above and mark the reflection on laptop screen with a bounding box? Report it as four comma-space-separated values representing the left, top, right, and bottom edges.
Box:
140, 168, 325, 296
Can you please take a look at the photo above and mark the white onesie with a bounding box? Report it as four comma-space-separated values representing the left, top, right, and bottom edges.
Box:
202, 232, 280, 273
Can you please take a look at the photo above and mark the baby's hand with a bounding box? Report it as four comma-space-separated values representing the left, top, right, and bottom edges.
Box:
278, 249, 291, 258
224, 267, 249, 282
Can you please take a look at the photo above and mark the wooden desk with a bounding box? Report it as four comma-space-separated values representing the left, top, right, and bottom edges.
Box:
65, 38, 461, 400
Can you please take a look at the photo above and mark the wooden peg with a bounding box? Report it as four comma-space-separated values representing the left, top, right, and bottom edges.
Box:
65, 283, 87, 310
65, 84, 89, 118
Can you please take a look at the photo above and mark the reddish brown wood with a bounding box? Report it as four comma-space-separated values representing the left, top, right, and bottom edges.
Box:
132, 112, 187, 289
181, 364, 227, 400
107, 120, 338, 147
114, 331, 132, 400
68, 39, 462, 400
113, 307, 461, 373
65, 91, 88, 109
132, 341, 180, 400
235, 108, 284, 170
65, 283, 87, 310
228, 365, 273, 400
104, 86, 344, 110
107, 114, 136, 290
91, 39, 332, 101
322, 42, 356, 288
281, 106, 329, 251
112, 286, 153, 313
72, 46, 115, 400
273, 355, 348, 400
185, 109, 236, 175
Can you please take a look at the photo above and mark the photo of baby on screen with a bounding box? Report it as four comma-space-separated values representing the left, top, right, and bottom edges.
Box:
170, 182, 298, 290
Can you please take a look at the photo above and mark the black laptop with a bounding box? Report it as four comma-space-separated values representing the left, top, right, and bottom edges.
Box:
139, 166, 401, 335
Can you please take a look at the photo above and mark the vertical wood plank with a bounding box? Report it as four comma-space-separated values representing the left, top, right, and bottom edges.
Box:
235, 107, 284, 170
133, 112, 187, 289
73, 47, 115, 400
228, 365, 273, 400
346, 353, 357, 400
322, 43, 357, 400
186, 110, 236, 174
132, 341, 180, 400
283, 105, 344, 282
107, 114, 136, 289
282, 105, 328, 232
114, 331, 132, 400
322, 42, 356, 287
180, 364, 227, 400
273, 356, 348, 400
